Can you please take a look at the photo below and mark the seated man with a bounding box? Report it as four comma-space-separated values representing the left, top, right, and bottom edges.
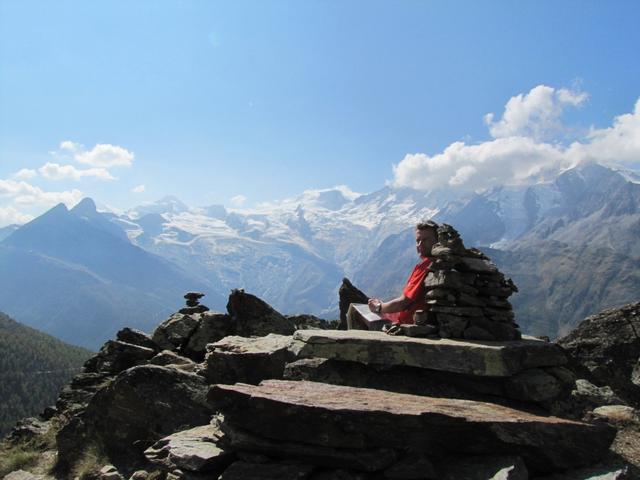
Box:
347, 220, 438, 331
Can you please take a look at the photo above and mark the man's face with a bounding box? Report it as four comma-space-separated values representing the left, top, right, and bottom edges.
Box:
416, 228, 437, 258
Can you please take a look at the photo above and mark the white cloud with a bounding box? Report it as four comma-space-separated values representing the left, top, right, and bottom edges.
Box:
57, 140, 134, 167
392, 85, 640, 192
230, 195, 247, 207
132, 184, 145, 193
0, 178, 82, 207
38, 162, 115, 181
12, 168, 37, 180
59, 140, 82, 153
0, 206, 34, 226
484, 85, 587, 140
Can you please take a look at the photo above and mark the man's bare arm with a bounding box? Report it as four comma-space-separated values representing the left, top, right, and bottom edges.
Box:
368, 295, 412, 314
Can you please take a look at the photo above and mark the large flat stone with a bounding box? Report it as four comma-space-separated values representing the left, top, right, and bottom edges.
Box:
289, 329, 567, 377
208, 380, 615, 473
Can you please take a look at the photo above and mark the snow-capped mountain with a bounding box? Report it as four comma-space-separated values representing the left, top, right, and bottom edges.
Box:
2, 161, 638, 344
118, 162, 639, 327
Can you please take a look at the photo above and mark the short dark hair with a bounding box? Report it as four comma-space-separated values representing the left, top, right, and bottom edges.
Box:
416, 220, 439, 234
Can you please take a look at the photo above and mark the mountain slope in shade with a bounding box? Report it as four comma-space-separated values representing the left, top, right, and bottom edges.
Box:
0, 311, 91, 436
0, 202, 223, 349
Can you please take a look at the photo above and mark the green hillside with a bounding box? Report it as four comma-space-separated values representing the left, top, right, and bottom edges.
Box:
0, 312, 92, 436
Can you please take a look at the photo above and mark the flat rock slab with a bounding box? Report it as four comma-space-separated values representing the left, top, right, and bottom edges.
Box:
209, 380, 615, 473
289, 329, 567, 377
145, 424, 233, 473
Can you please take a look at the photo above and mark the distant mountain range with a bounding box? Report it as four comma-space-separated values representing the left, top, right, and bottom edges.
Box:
1, 161, 638, 347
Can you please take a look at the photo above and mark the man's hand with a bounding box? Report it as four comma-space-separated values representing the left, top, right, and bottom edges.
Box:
368, 298, 382, 314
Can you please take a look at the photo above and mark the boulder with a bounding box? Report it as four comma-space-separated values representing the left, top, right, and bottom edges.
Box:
199, 334, 294, 385
208, 380, 616, 473
226, 289, 296, 337
505, 368, 562, 402
83, 340, 156, 374
288, 330, 567, 377
151, 313, 201, 351
145, 424, 233, 474
183, 312, 234, 361
84, 365, 214, 457
149, 350, 196, 368
338, 278, 369, 330
116, 327, 159, 350
592, 405, 639, 425
558, 301, 640, 407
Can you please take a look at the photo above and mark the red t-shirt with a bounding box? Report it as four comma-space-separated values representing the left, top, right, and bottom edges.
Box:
386, 257, 432, 325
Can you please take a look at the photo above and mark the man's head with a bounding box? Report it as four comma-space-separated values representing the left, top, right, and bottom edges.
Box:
415, 220, 438, 258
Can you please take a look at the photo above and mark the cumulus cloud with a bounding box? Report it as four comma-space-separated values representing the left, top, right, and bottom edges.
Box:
392, 85, 640, 192
230, 195, 247, 207
12, 168, 37, 180
484, 85, 588, 140
0, 206, 34, 226
38, 162, 115, 181
0, 179, 82, 207
132, 184, 145, 193
58, 140, 134, 167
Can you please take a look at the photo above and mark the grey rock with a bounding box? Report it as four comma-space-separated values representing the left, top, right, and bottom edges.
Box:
437, 314, 469, 338
145, 424, 233, 473
116, 327, 158, 350
99, 465, 124, 480
83, 340, 156, 374
221, 422, 396, 472
226, 289, 296, 337
183, 312, 233, 361
6, 417, 49, 444
339, 278, 369, 330
209, 380, 615, 473
505, 368, 562, 402
152, 313, 201, 351
84, 365, 214, 456
558, 301, 640, 407
149, 350, 196, 367
592, 405, 639, 424
573, 379, 625, 407
200, 334, 294, 385
289, 330, 567, 377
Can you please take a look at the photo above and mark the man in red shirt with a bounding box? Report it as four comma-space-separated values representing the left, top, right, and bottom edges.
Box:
347, 220, 438, 330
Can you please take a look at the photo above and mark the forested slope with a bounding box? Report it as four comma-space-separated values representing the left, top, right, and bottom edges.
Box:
0, 312, 92, 436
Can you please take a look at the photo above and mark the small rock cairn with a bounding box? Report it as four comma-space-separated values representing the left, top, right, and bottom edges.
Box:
179, 291, 210, 315
422, 224, 521, 341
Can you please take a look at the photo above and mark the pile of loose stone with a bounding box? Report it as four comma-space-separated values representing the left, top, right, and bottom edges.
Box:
179, 291, 210, 315
421, 224, 521, 341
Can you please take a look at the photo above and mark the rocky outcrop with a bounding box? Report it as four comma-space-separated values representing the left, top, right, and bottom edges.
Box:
558, 301, 640, 408
226, 289, 296, 337
5, 290, 634, 479
199, 334, 294, 385
338, 278, 369, 330
208, 379, 616, 475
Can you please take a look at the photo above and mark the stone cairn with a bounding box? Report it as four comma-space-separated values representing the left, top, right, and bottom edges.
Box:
420, 224, 521, 341
179, 291, 210, 315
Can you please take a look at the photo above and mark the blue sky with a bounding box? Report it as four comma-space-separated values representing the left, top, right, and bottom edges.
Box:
1, 0, 640, 225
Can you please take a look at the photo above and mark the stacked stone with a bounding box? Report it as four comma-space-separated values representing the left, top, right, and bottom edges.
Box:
424, 224, 521, 341
179, 291, 210, 315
